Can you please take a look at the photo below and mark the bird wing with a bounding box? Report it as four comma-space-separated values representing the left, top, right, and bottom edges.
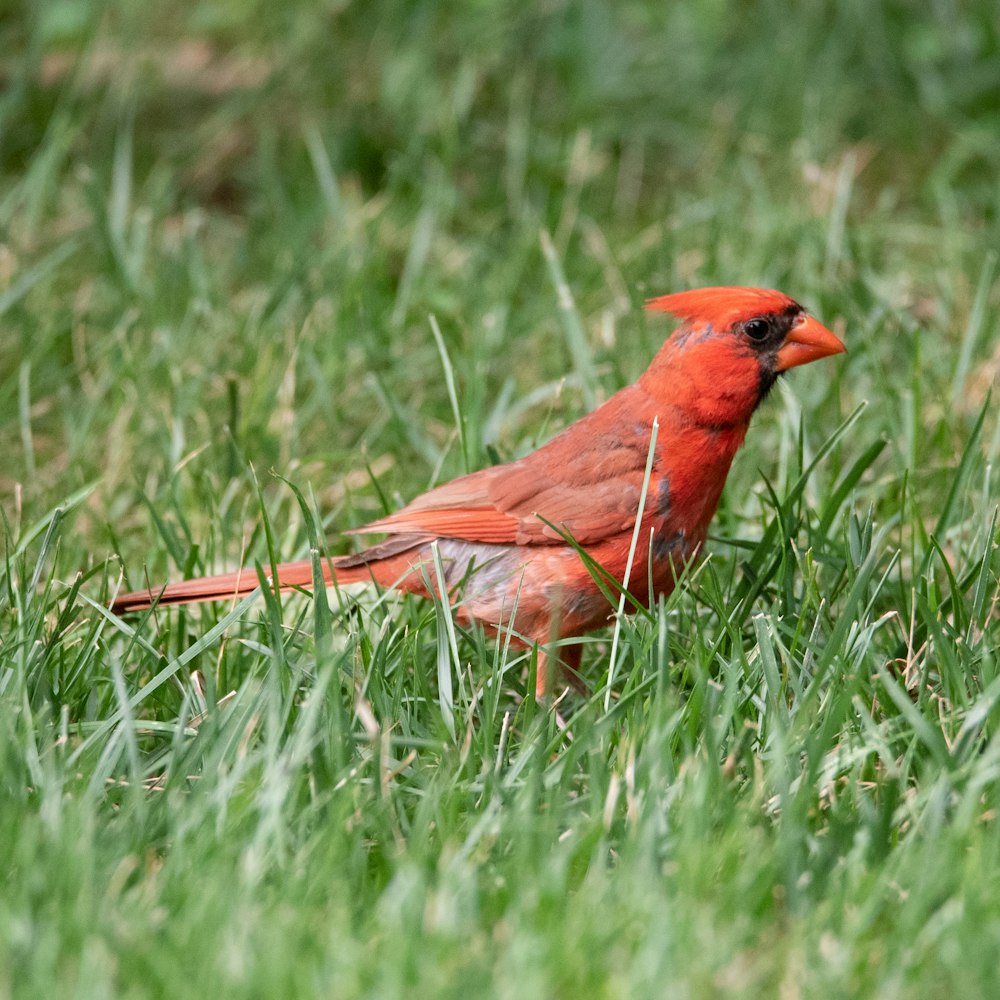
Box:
351, 389, 660, 547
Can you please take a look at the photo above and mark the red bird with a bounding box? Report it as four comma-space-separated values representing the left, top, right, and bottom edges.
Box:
112, 287, 846, 697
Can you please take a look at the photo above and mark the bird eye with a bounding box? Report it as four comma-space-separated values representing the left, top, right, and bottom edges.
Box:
744, 318, 771, 342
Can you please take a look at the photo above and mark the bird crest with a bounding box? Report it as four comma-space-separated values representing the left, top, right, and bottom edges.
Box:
646, 286, 799, 328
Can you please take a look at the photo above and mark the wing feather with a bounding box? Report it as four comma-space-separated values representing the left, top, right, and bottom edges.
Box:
351, 385, 659, 547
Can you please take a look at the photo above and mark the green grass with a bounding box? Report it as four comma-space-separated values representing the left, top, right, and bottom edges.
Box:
2, 1, 1000, 996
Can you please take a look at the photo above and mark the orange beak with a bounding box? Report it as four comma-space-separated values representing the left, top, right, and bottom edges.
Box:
775, 314, 847, 372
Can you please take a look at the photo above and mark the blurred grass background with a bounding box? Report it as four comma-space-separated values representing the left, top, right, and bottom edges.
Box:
1, 1, 1000, 996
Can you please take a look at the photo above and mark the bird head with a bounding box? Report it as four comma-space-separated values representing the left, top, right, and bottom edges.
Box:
643, 286, 846, 428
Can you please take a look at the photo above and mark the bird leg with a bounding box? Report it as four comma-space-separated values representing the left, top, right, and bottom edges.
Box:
535, 643, 588, 701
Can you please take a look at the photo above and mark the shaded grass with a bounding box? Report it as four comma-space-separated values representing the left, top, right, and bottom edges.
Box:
2, 1, 1000, 996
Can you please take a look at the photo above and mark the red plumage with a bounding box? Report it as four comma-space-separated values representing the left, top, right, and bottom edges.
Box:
112, 286, 846, 698
645, 285, 798, 327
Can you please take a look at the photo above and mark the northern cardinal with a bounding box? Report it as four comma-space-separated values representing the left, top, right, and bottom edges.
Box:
112, 287, 846, 697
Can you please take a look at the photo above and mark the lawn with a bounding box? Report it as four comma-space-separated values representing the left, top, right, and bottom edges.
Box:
2, 2, 1000, 996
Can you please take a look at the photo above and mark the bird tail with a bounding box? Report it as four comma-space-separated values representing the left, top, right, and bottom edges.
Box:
110, 535, 432, 615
